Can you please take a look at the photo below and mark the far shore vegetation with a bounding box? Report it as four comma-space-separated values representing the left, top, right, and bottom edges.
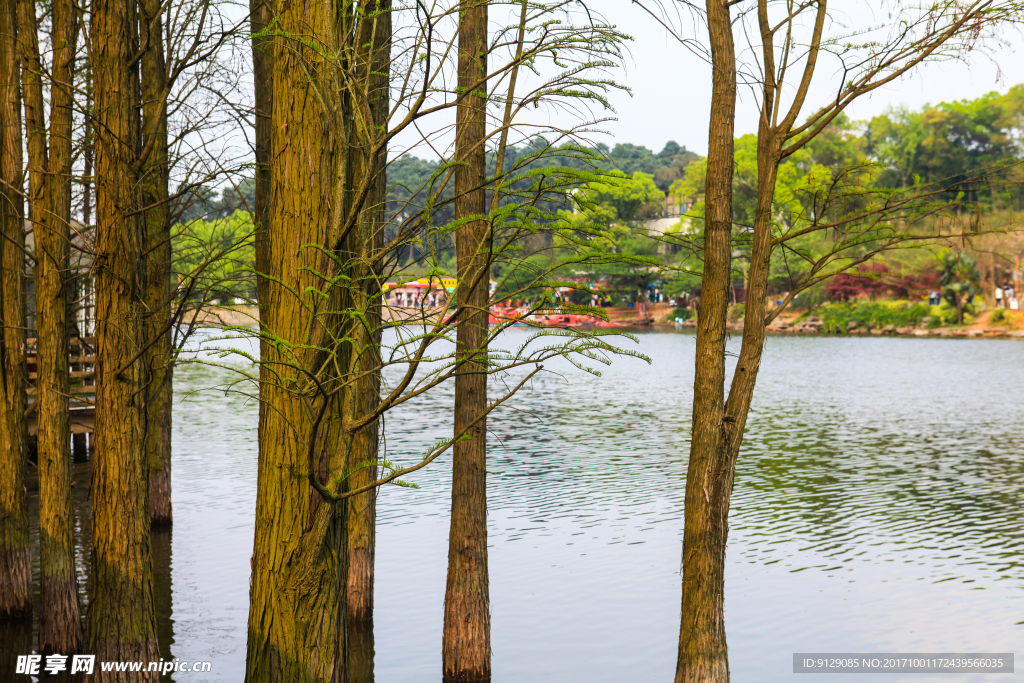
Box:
179, 85, 1024, 323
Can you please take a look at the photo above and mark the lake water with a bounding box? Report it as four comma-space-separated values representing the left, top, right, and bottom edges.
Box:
25, 331, 1024, 682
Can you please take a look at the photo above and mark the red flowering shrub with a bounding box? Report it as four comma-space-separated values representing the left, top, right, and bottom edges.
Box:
825, 262, 939, 301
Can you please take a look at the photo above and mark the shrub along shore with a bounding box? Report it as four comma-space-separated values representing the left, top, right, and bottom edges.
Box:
673, 300, 1024, 338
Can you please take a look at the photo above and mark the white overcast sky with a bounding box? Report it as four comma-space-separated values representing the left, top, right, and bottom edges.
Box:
578, 0, 1024, 155
225, 1, 1024, 165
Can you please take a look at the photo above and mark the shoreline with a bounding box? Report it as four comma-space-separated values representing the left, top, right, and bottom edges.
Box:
667, 319, 1024, 338
181, 302, 1024, 339
665, 307, 1024, 339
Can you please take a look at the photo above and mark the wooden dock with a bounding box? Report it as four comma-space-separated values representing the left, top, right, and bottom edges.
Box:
26, 336, 96, 460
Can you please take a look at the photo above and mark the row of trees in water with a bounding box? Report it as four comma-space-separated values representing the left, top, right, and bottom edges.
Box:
1, 0, 1023, 682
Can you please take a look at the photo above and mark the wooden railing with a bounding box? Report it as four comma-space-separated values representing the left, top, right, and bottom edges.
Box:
26, 336, 96, 401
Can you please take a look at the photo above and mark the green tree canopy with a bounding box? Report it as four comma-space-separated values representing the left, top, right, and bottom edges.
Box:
575, 171, 663, 225
869, 85, 1024, 195
173, 210, 255, 302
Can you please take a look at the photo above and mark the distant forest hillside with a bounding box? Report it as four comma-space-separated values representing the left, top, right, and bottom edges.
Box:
178, 140, 701, 224
172, 85, 1024, 302
390, 140, 699, 193
179, 83, 1024, 226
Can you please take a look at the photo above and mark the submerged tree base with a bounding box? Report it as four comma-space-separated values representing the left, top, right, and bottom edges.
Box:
0, 549, 32, 618
39, 577, 82, 655
347, 545, 374, 624
149, 459, 172, 528
442, 590, 491, 683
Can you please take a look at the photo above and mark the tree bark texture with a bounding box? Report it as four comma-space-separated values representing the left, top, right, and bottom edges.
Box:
88, 0, 159, 673
0, 0, 30, 620
344, 0, 390, 627
18, 0, 83, 651
675, 2, 735, 682
140, 0, 173, 529
244, 0, 350, 677
443, 0, 490, 679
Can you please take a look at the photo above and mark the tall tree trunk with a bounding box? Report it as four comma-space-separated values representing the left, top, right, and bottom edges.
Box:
18, 0, 83, 652
250, 0, 272, 309
0, 0, 30, 620
345, 0, 390, 627
715, 136, 779, 523
140, 0, 173, 528
82, 89, 94, 228
443, 0, 490, 678
88, 0, 159, 672
249, 0, 272, 597
244, 0, 349, 677
675, 2, 735, 682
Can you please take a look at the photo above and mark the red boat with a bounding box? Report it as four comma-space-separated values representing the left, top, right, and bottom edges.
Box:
457, 306, 641, 328
441, 307, 631, 328
516, 311, 627, 328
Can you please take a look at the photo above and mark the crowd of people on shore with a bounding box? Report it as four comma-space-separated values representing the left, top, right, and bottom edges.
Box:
994, 284, 1019, 310
924, 285, 1019, 311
